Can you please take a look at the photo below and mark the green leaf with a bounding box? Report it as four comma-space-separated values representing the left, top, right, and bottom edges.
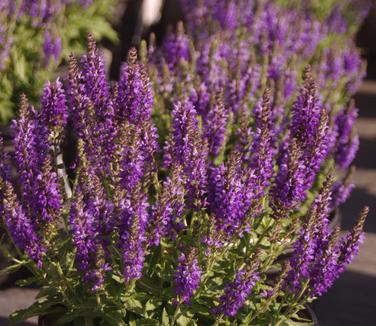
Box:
123, 296, 145, 316
145, 298, 162, 311
161, 308, 169, 326
176, 312, 194, 326
102, 310, 127, 326
56, 310, 100, 325
10, 296, 64, 322
136, 318, 160, 326
279, 319, 313, 326
15, 276, 38, 287
0, 263, 24, 277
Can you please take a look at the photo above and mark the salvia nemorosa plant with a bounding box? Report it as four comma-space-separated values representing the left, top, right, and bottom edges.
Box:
0, 0, 116, 121
0, 1, 370, 325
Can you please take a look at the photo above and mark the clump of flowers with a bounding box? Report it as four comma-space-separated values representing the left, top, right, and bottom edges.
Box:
0, 0, 116, 121
0, 0, 370, 324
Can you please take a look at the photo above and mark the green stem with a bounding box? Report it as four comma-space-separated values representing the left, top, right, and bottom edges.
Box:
213, 314, 224, 326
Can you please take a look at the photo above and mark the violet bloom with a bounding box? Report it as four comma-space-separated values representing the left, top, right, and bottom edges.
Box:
162, 23, 191, 69
286, 176, 333, 293
203, 91, 229, 157
290, 67, 326, 157
39, 79, 68, 149
3, 180, 45, 268
149, 165, 185, 246
81, 34, 115, 168
335, 207, 369, 274
330, 167, 355, 210
32, 156, 62, 223
309, 207, 369, 297
43, 31, 61, 65
117, 48, 158, 171
208, 151, 255, 235
12, 95, 39, 206
164, 99, 207, 209
175, 251, 201, 304
119, 186, 149, 284
249, 89, 275, 199
119, 126, 145, 194
271, 139, 306, 212
11, 85, 65, 227
69, 150, 109, 291
273, 68, 330, 211
215, 266, 259, 317
309, 228, 340, 297
334, 102, 359, 169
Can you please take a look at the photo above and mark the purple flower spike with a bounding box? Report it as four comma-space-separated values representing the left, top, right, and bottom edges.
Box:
3, 180, 45, 269
334, 101, 359, 169
12, 95, 39, 206
175, 250, 202, 304
164, 99, 208, 209
117, 48, 158, 172
150, 165, 186, 246
163, 22, 191, 69
204, 91, 229, 157
39, 78, 68, 148
215, 264, 259, 317
249, 89, 276, 198
336, 207, 369, 274
119, 186, 149, 284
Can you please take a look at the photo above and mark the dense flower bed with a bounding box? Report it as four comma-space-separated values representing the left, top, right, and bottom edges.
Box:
0, 0, 371, 325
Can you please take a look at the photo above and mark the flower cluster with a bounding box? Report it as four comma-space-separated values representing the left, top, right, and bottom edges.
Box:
0, 0, 370, 324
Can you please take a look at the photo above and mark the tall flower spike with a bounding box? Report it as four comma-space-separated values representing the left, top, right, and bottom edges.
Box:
12, 94, 39, 207
117, 48, 158, 174
304, 108, 331, 189
286, 174, 334, 294
39, 79, 68, 148
117, 48, 150, 124
69, 140, 109, 291
32, 156, 62, 224
309, 226, 341, 297
249, 89, 275, 199
208, 151, 253, 236
149, 165, 186, 246
334, 101, 359, 169
175, 250, 202, 304
119, 184, 149, 283
81, 34, 115, 171
163, 22, 191, 69
271, 139, 306, 213
118, 123, 146, 194
203, 90, 229, 157
83, 33, 111, 113
3, 180, 45, 268
164, 99, 207, 209
336, 206, 369, 274
291, 66, 323, 152
330, 166, 355, 210
215, 259, 260, 317
273, 68, 330, 206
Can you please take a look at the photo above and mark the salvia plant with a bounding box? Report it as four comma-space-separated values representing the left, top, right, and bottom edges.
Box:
0, 0, 116, 121
0, 0, 371, 325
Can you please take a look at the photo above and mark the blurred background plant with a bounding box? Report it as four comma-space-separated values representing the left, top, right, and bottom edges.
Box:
0, 0, 117, 122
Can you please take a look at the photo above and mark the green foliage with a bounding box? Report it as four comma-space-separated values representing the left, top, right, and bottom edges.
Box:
0, 0, 117, 123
